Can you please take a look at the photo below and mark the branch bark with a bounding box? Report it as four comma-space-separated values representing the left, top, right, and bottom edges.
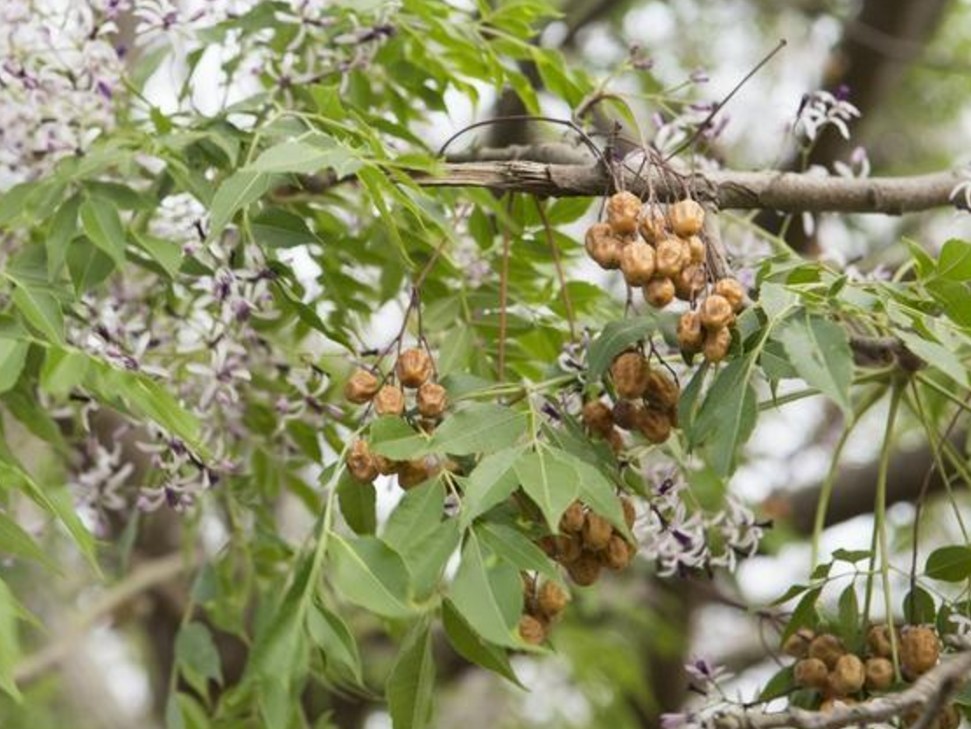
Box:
412, 162, 964, 214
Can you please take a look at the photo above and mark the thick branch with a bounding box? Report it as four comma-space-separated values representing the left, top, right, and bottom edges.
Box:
415, 162, 963, 214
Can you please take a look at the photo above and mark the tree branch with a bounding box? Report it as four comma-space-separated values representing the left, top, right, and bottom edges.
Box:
714, 642, 971, 729
413, 162, 964, 214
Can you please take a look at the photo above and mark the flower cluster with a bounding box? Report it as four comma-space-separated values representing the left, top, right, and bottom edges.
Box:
794, 87, 861, 144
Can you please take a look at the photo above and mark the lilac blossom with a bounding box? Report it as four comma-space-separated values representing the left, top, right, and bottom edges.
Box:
794, 89, 861, 143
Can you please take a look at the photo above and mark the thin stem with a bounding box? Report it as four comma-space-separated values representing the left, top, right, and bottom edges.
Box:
875, 383, 904, 679
533, 198, 577, 341
498, 197, 513, 382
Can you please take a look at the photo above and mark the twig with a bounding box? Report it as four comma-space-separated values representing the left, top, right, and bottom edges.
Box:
15, 552, 193, 685
498, 198, 512, 381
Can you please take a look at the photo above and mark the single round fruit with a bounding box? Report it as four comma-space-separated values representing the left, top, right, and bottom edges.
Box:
567, 553, 602, 586
714, 277, 746, 312
865, 657, 894, 691
620, 497, 636, 529
347, 439, 378, 483
639, 207, 668, 243
582, 512, 613, 551
603, 534, 634, 570
585, 223, 624, 270
703, 326, 732, 363
782, 629, 814, 659
644, 369, 679, 413
644, 277, 676, 308
635, 407, 672, 444
669, 199, 705, 237
655, 236, 687, 278
582, 400, 614, 437
606, 191, 642, 236
793, 657, 829, 690
674, 263, 706, 301
900, 625, 939, 679
700, 294, 735, 330
519, 614, 547, 645
552, 534, 583, 564
611, 399, 642, 431
538, 581, 569, 618
344, 368, 380, 404
374, 454, 398, 476
374, 384, 406, 416
829, 653, 865, 696
397, 458, 433, 489
417, 382, 447, 418
620, 239, 656, 286
560, 501, 586, 533
611, 351, 650, 399
809, 633, 845, 669
686, 235, 706, 264
677, 311, 705, 354
396, 348, 433, 388
867, 624, 894, 659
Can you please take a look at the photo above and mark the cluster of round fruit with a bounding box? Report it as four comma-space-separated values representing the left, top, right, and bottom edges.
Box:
583, 351, 680, 449
538, 497, 637, 587
675, 278, 745, 364
343, 347, 448, 488
518, 576, 570, 645
585, 193, 708, 307
784, 624, 948, 718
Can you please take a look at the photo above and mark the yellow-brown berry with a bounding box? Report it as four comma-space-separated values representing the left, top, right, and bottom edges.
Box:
603, 534, 634, 570
809, 633, 845, 669
582, 400, 614, 438
829, 653, 865, 696
611, 399, 642, 431
347, 439, 379, 483
620, 497, 636, 530
344, 369, 380, 404
611, 351, 650, 399
374, 384, 406, 416
669, 199, 705, 237
582, 512, 613, 551
585, 223, 624, 270
686, 235, 707, 264
865, 657, 894, 691
397, 458, 433, 489
639, 207, 668, 243
714, 277, 746, 312
900, 626, 939, 679
867, 625, 894, 659
607, 428, 624, 454
674, 263, 706, 301
606, 191, 642, 236
655, 236, 687, 278
635, 407, 672, 444
417, 382, 447, 418
537, 581, 569, 618
782, 629, 815, 659
559, 501, 586, 533
518, 614, 547, 645
677, 311, 705, 354
700, 294, 735, 330
396, 348, 433, 388
703, 326, 732, 363
620, 239, 657, 286
567, 553, 602, 586
644, 277, 676, 308
793, 657, 829, 690
644, 369, 679, 413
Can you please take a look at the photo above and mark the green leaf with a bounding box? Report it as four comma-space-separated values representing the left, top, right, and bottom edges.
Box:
587, 316, 657, 380
758, 665, 794, 702
329, 535, 413, 618
208, 170, 273, 240
79, 197, 127, 266
399, 519, 461, 598
831, 549, 871, 563
370, 416, 431, 460
781, 586, 822, 642
0, 339, 28, 395
251, 137, 362, 177
556, 449, 629, 538
430, 403, 528, 456
176, 622, 223, 696
837, 584, 860, 648
382, 479, 445, 551
936, 239, 971, 281
689, 356, 758, 477
387, 620, 435, 729
925, 546, 971, 582
903, 587, 936, 625
442, 600, 520, 685
0, 511, 59, 572
40, 346, 89, 398
475, 522, 559, 583
11, 284, 64, 343
513, 448, 579, 533
0, 578, 23, 700
306, 602, 363, 685
449, 534, 522, 648
779, 313, 853, 416
67, 238, 115, 292
46, 194, 81, 278
134, 233, 183, 278
460, 447, 523, 527
337, 472, 376, 535
251, 208, 319, 248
